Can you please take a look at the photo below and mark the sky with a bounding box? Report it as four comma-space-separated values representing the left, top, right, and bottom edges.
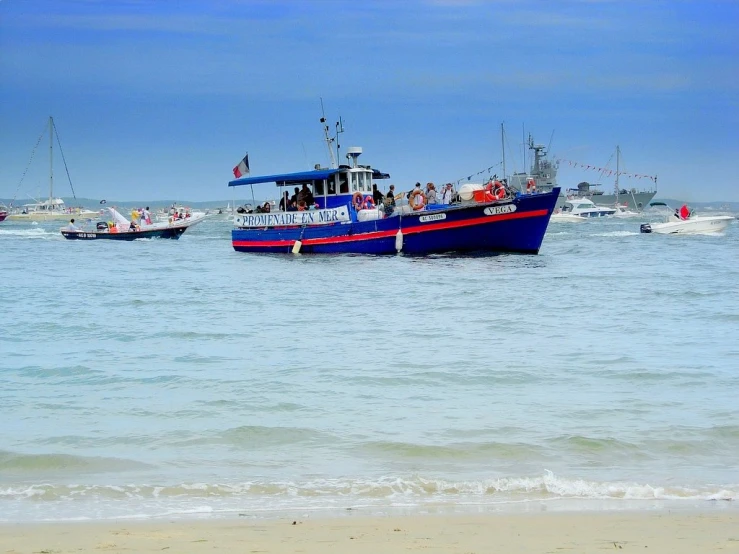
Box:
1, 0, 738, 204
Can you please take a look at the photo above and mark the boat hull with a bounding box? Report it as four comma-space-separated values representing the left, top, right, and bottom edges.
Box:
640, 216, 733, 235
232, 190, 559, 255
0, 212, 7, 222
7, 210, 99, 221
550, 213, 585, 223
61, 217, 205, 240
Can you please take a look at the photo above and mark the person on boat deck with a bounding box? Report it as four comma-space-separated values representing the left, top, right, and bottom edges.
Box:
297, 184, 314, 207
279, 192, 289, 211
290, 187, 300, 207
425, 182, 438, 205
679, 204, 690, 220
297, 201, 308, 211
406, 182, 422, 203
372, 183, 384, 206
129, 220, 138, 231
381, 194, 395, 216
143, 206, 152, 225
66, 218, 78, 231
385, 184, 397, 205
440, 183, 455, 205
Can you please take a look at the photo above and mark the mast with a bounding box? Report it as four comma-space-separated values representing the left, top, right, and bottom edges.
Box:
49, 116, 54, 205
501, 123, 506, 179
615, 145, 620, 205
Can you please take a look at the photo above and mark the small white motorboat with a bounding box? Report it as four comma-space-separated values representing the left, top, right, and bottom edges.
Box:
640, 202, 734, 235
612, 204, 640, 218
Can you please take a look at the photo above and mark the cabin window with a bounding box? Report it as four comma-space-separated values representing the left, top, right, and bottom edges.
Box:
350, 172, 359, 192
338, 173, 349, 194
314, 179, 325, 195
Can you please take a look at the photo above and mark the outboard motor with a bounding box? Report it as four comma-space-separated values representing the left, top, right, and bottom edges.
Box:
640, 223, 652, 234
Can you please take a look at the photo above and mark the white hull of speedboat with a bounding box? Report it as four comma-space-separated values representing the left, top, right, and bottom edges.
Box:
641, 215, 733, 235
550, 213, 585, 223
7, 209, 100, 221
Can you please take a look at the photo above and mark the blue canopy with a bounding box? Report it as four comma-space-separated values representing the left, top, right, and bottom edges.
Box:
228, 169, 338, 188
228, 167, 390, 187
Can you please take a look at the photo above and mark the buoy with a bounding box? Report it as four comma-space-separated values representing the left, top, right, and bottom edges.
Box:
395, 229, 403, 252
292, 240, 302, 254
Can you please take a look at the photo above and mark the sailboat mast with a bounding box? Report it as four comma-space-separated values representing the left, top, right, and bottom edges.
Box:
49, 116, 54, 204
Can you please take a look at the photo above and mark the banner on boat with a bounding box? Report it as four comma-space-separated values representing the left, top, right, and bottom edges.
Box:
235, 206, 350, 227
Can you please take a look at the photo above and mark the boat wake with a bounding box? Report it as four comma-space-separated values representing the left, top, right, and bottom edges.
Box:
0, 227, 55, 238
590, 230, 640, 237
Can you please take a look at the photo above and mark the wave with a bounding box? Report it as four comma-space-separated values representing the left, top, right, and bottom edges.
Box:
1, 471, 735, 504
359, 440, 544, 461
0, 227, 54, 238
167, 425, 333, 449
0, 450, 151, 474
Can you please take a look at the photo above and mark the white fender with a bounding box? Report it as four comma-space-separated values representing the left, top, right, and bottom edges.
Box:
292, 240, 302, 254
395, 229, 403, 252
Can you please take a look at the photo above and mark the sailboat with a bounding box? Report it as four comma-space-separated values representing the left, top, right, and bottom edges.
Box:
7, 117, 98, 221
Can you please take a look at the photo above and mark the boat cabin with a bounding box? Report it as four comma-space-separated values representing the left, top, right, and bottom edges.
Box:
20, 197, 67, 214
228, 147, 390, 211
561, 198, 596, 213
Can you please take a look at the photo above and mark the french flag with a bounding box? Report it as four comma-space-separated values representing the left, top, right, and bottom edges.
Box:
233, 153, 249, 178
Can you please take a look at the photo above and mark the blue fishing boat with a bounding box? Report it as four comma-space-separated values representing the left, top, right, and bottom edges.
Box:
229, 121, 559, 255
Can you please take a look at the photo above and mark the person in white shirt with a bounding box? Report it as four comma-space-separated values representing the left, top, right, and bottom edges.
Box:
66, 218, 78, 231
441, 183, 455, 204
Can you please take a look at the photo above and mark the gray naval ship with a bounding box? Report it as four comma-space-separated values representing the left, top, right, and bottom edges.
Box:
507, 137, 656, 212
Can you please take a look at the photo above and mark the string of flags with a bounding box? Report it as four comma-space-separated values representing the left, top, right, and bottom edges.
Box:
454, 162, 503, 186
556, 158, 656, 182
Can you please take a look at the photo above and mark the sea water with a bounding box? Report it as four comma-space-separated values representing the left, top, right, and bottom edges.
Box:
1, 213, 738, 522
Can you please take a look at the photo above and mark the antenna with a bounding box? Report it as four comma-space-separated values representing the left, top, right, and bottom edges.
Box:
335, 116, 344, 165
319, 98, 337, 168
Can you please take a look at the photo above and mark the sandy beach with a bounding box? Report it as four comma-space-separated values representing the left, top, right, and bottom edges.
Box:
1, 511, 737, 553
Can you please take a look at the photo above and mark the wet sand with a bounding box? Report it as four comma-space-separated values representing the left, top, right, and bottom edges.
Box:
1, 511, 737, 553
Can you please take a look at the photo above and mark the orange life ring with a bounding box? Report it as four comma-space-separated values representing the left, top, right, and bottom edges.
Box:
494, 184, 506, 200
352, 191, 364, 210
409, 189, 426, 211
363, 195, 375, 209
